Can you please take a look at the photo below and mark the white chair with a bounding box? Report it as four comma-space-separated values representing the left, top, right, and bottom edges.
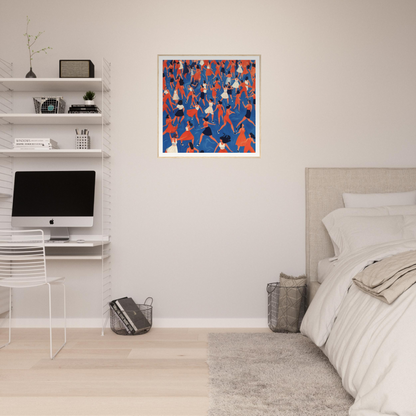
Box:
0, 229, 66, 359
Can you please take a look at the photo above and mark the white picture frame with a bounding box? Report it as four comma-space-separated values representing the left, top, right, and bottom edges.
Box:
158, 55, 260, 158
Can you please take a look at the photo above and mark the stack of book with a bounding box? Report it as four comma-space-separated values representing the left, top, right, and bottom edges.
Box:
68, 104, 101, 114
14, 138, 59, 150
110, 297, 151, 335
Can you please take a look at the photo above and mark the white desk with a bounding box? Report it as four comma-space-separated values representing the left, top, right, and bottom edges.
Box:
43, 240, 110, 260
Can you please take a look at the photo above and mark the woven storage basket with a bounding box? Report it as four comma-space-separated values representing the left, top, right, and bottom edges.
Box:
267, 281, 306, 333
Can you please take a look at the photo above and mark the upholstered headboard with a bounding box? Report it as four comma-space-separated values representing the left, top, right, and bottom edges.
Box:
305, 168, 416, 283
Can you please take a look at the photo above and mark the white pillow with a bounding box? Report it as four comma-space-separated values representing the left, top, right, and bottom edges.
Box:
324, 215, 416, 258
322, 205, 416, 256
343, 190, 416, 208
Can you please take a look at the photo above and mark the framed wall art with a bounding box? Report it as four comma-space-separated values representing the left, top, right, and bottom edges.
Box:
158, 55, 260, 157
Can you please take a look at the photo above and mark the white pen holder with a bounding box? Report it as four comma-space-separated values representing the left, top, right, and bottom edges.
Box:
76, 135, 91, 149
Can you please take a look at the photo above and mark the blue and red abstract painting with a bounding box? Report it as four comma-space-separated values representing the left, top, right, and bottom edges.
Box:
158, 55, 260, 157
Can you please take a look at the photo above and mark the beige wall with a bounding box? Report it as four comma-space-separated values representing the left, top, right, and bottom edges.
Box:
1, 0, 416, 325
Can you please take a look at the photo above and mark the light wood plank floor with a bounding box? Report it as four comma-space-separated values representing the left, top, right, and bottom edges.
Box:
0, 328, 268, 416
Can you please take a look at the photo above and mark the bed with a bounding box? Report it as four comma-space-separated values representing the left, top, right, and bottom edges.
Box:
301, 168, 416, 416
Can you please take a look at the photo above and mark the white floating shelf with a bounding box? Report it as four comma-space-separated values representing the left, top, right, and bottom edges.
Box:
1, 241, 110, 248
46, 254, 110, 261
0, 78, 109, 92
0, 113, 105, 125
0, 149, 109, 158
44, 240, 109, 247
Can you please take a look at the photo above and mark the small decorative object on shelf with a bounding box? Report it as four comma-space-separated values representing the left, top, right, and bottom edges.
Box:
25, 68, 36, 79
267, 273, 307, 333
33, 96, 66, 114
110, 297, 153, 336
75, 129, 90, 149
59, 60, 95, 78
14, 138, 58, 150
23, 16, 52, 78
68, 104, 101, 114
83, 91, 95, 105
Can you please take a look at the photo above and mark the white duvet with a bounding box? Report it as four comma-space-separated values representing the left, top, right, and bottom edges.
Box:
301, 239, 416, 416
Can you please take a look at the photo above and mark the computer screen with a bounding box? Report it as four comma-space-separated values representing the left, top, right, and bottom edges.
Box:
12, 171, 96, 231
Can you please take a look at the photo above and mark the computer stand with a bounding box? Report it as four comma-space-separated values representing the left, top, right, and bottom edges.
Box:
50, 228, 70, 241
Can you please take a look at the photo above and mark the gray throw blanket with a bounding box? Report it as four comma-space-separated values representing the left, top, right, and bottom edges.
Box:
353, 250, 416, 304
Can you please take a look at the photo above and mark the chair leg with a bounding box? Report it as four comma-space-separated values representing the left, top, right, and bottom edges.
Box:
62, 283, 67, 344
0, 288, 12, 349
47, 283, 67, 360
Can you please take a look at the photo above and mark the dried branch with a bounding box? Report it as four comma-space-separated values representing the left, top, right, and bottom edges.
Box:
23, 16, 52, 68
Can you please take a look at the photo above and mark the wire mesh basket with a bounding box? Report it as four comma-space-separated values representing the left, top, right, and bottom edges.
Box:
267, 282, 307, 333
110, 297, 153, 336
33, 96, 66, 114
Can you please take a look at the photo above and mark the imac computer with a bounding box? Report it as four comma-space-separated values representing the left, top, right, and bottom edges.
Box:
11, 171, 96, 241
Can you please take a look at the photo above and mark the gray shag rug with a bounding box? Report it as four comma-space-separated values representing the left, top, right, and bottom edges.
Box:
207, 333, 354, 416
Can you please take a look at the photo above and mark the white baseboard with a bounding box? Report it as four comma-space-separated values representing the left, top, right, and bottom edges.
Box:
0, 318, 104, 328
0, 318, 268, 329
152, 318, 268, 328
